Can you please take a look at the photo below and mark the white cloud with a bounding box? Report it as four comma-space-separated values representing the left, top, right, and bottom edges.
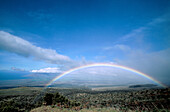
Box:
114, 13, 170, 45
121, 27, 147, 41
103, 46, 114, 50
113, 44, 131, 51
31, 67, 62, 73
0, 31, 71, 64
103, 44, 130, 51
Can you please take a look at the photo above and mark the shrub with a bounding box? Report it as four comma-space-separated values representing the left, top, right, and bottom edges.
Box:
44, 93, 54, 105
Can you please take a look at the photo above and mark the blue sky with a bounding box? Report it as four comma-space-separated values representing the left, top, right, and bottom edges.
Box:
0, 0, 170, 85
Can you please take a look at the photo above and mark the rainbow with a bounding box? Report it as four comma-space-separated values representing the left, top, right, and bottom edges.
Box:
46, 63, 166, 88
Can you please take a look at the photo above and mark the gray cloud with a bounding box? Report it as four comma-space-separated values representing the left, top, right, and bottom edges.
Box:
11, 67, 25, 71
115, 48, 170, 85
0, 31, 71, 64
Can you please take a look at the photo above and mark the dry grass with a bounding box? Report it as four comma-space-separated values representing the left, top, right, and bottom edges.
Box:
31, 106, 122, 112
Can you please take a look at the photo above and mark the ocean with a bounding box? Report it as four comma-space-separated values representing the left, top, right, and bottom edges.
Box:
0, 70, 30, 80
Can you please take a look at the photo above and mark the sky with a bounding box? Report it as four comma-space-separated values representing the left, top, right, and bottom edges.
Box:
0, 0, 170, 86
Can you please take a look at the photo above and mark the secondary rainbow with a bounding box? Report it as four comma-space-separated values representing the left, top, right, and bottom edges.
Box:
46, 63, 166, 88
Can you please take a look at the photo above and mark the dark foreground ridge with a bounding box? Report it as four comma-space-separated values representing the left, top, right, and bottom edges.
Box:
129, 84, 157, 88
0, 87, 169, 112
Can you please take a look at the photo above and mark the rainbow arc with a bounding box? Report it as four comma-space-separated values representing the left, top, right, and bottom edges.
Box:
46, 63, 166, 88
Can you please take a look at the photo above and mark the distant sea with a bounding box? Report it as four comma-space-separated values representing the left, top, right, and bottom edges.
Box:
0, 70, 30, 80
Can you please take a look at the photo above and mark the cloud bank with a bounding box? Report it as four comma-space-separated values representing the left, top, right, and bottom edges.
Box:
0, 31, 71, 64
114, 48, 170, 85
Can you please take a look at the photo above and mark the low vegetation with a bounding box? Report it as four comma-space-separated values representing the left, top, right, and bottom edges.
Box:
0, 87, 169, 112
